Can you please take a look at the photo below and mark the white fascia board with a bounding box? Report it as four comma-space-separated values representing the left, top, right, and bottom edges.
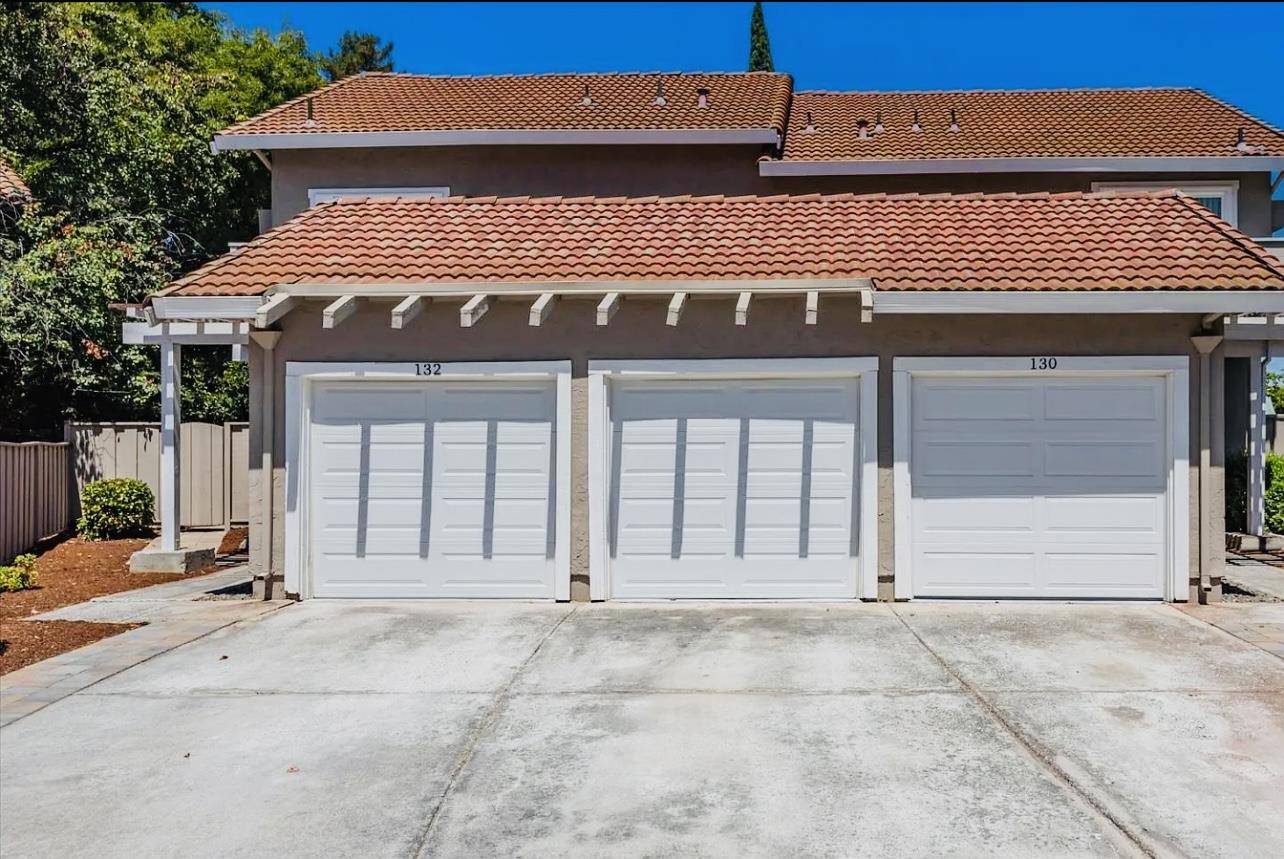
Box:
150, 296, 262, 320
213, 128, 780, 151
272, 278, 875, 297
758, 156, 1284, 176
875, 290, 1284, 314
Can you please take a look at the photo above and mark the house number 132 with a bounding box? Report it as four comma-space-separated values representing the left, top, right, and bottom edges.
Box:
415, 363, 443, 376
1030, 357, 1058, 370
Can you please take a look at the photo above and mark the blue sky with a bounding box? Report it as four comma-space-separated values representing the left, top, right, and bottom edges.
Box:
204, 2, 1283, 128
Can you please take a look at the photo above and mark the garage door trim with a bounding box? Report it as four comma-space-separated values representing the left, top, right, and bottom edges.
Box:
891, 356, 1190, 601
587, 357, 879, 601
283, 361, 572, 599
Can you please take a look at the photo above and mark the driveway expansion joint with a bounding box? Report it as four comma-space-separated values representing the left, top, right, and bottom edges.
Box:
406, 603, 579, 859
889, 605, 1158, 859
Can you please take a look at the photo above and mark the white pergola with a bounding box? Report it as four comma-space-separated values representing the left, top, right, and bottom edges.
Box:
1222, 314, 1284, 538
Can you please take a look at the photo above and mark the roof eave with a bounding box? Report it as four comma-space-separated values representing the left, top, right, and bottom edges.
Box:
212, 128, 781, 151
759, 156, 1284, 176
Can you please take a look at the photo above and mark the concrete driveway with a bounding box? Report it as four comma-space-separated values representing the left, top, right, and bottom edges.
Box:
2, 601, 1282, 858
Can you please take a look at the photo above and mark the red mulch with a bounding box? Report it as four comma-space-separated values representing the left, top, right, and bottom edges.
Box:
218, 527, 248, 557
0, 537, 216, 675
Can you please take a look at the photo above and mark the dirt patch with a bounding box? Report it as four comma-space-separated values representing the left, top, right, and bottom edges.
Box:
0, 620, 141, 674
1221, 580, 1284, 603
0, 537, 216, 675
217, 526, 248, 561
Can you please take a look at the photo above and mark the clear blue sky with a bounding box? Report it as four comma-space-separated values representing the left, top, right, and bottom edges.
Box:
203, 2, 1283, 128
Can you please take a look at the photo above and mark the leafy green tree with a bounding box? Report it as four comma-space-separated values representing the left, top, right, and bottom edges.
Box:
748, 1, 774, 72
1267, 370, 1284, 413
320, 31, 394, 81
0, 2, 321, 439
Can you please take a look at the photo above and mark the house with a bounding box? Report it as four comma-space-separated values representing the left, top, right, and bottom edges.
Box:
1, 158, 32, 221
123, 71, 1284, 603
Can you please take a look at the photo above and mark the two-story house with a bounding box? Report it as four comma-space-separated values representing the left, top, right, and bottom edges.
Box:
126, 71, 1284, 606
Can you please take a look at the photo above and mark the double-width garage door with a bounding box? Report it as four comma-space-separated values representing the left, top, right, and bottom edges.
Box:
607, 378, 863, 599
909, 375, 1170, 599
308, 381, 557, 598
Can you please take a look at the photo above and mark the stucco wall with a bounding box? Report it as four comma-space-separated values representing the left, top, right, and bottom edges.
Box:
247, 298, 1221, 601
268, 146, 1275, 236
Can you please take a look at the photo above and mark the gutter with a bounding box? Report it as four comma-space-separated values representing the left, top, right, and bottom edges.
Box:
759, 156, 1284, 176
212, 128, 781, 151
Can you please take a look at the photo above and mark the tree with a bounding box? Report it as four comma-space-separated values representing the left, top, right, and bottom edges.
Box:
0, 2, 323, 439
748, 1, 774, 72
319, 31, 394, 81
1268, 370, 1284, 413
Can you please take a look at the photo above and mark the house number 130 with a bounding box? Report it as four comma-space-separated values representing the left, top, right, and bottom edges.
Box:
1030, 357, 1058, 370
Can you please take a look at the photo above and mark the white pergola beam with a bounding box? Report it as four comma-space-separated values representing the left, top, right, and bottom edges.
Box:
529, 293, 556, 326
121, 321, 248, 345
254, 293, 297, 328
805, 291, 820, 325
735, 292, 752, 326
322, 295, 357, 328
391, 295, 425, 329
460, 293, 490, 327
860, 289, 874, 323
666, 292, 688, 326
597, 293, 621, 326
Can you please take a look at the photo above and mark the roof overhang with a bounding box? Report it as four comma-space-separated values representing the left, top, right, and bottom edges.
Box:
212, 128, 780, 152
147, 287, 1284, 322
759, 156, 1284, 176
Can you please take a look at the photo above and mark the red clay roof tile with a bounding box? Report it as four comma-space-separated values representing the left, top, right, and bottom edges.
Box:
0, 159, 30, 200
217, 72, 791, 137
158, 192, 1284, 298
780, 88, 1284, 161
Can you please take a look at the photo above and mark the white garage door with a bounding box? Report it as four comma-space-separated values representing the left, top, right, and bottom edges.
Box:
308, 381, 557, 598
910, 375, 1169, 599
609, 378, 862, 599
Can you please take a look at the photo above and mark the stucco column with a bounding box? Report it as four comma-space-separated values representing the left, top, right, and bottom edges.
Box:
158, 339, 182, 551
249, 330, 282, 598
1192, 335, 1222, 601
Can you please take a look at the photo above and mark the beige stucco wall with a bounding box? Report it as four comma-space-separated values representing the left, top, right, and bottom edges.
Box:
247, 297, 1222, 602
269, 146, 1276, 236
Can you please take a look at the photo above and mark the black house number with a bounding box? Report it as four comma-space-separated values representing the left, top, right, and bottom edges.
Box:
415, 362, 443, 376
1030, 357, 1058, 370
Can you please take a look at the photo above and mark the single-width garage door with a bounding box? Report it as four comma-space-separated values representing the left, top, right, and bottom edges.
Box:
910, 375, 1169, 599
609, 378, 862, 599
308, 380, 557, 598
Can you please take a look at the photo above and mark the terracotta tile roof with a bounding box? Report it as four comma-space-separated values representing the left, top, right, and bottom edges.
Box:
779, 88, 1284, 161
216, 72, 791, 138
0, 159, 30, 200
158, 191, 1284, 298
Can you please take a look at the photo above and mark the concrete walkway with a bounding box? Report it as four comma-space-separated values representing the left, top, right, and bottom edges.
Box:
0, 566, 287, 727
2, 600, 1282, 858
1224, 554, 1284, 600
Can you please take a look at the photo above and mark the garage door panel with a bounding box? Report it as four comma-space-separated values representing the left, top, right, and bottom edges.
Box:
1043, 440, 1163, 479
915, 381, 1039, 422
609, 377, 861, 599
309, 381, 556, 598
915, 440, 1038, 478
909, 373, 1169, 599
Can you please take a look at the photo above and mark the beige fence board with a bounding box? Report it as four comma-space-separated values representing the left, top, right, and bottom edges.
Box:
0, 442, 72, 563
229, 423, 250, 524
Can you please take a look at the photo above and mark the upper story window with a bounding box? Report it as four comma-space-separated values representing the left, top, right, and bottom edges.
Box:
1091, 181, 1239, 227
307, 187, 450, 206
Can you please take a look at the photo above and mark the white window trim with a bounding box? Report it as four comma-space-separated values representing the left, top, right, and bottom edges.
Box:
1091, 180, 1239, 227
307, 186, 450, 206
891, 355, 1190, 602
283, 360, 572, 600
587, 357, 880, 601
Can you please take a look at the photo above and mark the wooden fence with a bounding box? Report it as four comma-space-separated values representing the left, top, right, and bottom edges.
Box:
0, 442, 74, 563
66, 421, 250, 529
1, 422, 250, 563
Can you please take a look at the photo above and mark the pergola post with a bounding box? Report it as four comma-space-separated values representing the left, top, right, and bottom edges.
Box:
1248, 343, 1267, 537
159, 339, 182, 552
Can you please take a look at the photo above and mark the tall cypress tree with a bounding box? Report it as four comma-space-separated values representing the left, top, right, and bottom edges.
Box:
748, 1, 774, 72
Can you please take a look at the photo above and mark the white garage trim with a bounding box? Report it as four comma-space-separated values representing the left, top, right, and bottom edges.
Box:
283, 360, 573, 599
892, 356, 1190, 601
588, 357, 879, 600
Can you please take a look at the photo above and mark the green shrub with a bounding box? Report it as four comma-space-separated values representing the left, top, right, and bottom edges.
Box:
0, 554, 39, 592
1267, 453, 1284, 535
77, 478, 154, 540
